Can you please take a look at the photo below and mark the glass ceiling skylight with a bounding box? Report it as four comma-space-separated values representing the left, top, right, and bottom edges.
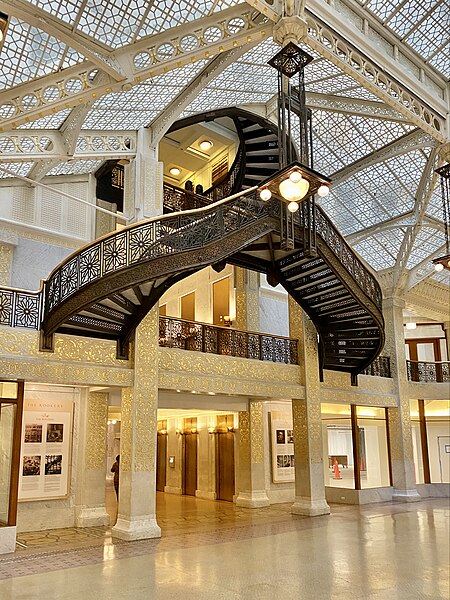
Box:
47, 160, 104, 176
0, 17, 85, 90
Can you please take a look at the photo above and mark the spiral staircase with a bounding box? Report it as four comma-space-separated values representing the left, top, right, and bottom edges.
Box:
0, 108, 385, 381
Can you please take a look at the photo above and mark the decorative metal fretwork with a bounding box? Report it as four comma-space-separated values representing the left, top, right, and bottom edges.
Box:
0, 288, 41, 329
361, 356, 391, 378
159, 316, 298, 365
163, 182, 212, 212
406, 360, 450, 383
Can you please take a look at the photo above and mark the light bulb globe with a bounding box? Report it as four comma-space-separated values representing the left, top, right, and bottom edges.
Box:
434, 263, 444, 272
289, 171, 302, 183
287, 201, 299, 213
259, 188, 272, 201
279, 177, 309, 202
317, 185, 330, 197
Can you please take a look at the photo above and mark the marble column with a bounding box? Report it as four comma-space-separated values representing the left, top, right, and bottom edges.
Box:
236, 401, 270, 508
234, 267, 260, 331
112, 307, 161, 540
75, 390, 110, 527
289, 298, 330, 516
383, 296, 420, 501
196, 416, 216, 500
125, 128, 163, 222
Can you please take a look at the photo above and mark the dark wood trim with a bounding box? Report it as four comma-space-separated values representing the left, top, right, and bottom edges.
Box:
8, 380, 24, 527
418, 399, 431, 484
385, 407, 393, 487
351, 404, 361, 490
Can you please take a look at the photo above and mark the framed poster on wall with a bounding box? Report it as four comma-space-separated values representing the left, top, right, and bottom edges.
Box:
270, 413, 295, 483
18, 397, 73, 501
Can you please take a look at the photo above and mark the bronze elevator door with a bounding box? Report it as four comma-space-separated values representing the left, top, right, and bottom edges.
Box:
217, 432, 235, 502
183, 433, 198, 496
156, 434, 167, 492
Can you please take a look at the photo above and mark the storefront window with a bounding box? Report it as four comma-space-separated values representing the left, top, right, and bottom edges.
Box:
425, 400, 450, 484
410, 400, 425, 484
321, 403, 354, 489
356, 407, 390, 488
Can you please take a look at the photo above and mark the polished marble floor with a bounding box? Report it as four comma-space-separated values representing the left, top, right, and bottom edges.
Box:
1, 495, 449, 600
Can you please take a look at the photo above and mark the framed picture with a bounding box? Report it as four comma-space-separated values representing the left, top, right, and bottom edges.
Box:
270, 414, 295, 483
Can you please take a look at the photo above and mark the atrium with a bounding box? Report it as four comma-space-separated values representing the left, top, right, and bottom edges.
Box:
0, 1, 448, 598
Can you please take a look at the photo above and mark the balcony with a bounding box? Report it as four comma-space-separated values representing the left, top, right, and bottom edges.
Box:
406, 360, 450, 383
159, 316, 298, 365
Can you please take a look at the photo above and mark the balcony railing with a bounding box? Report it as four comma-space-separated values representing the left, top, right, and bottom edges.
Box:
406, 360, 450, 383
361, 355, 391, 378
159, 316, 298, 365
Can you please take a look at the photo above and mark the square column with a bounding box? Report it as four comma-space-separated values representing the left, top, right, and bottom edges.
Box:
112, 307, 161, 540
234, 267, 260, 331
383, 297, 420, 501
289, 298, 330, 516
196, 416, 216, 500
75, 390, 110, 527
235, 401, 270, 508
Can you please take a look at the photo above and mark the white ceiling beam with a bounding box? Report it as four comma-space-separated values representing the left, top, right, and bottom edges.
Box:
304, 3, 447, 143
393, 149, 440, 292
305, 92, 410, 122
0, 0, 125, 81
331, 129, 438, 187
405, 244, 448, 291
346, 211, 415, 245
0, 5, 272, 132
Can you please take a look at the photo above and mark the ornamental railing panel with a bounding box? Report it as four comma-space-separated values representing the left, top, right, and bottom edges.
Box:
159, 316, 299, 365
361, 356, 391, 378
0, 288, 41, 330
406, 360, 450, 383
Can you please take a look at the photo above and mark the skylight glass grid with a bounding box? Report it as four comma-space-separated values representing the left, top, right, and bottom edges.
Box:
27, 0, 84, 25
47, 160, 104, 176
138, 1, 217, 38
429, 44, 450, 77
0, 18, 85, 90
182, 89, 274, 116
432, 270, 450, 285
405, 5, 449, 59
354, 228, 407, 270
0, 162, 34, 178
82, 61, 208, 129
207, 62, 277, 94
426, 186, 446, 219
406, 227, 446, 268
387, 0, 437, 37
17, 109, 72, 129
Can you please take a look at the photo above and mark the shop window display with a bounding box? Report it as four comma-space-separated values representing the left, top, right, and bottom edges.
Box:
411, 400, 450, 485
321, 403, 355, 489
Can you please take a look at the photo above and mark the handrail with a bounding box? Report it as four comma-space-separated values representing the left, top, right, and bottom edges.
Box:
361, 356, 391, 378
406, 359, 450, 383
159, 316, 299, 364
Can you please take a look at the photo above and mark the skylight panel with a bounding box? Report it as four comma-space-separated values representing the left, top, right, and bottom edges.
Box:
406, 227, 446, 268
82, 61, 208, 129
183, 89, 274, 116
17, 109, 71, 129
405, 7, 449, 59
47, 160, 104, 176
0, 18, 84, 89
429, 45, 450, 78
387, 0, 437, 37
354, 228, 406, 270
432, 270, 450, 285
27, 0, 84, 25
0, 162, 34, 178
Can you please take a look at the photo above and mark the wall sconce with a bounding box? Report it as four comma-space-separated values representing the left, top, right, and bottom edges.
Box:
227, 426, 235, 433
0, 12, 8, 45
191, 428, 198, 434
158, 429, 168, 435
208, 427, 216, 434
176, 428, 183, 435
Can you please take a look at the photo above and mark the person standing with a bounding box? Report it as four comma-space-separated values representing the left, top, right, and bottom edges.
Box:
111, 455, 120, 499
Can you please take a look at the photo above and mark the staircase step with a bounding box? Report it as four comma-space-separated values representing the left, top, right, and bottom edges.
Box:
245, 134, 278, 144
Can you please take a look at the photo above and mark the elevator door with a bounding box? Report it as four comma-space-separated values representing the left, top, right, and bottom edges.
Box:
183, 433, 198, 496
156, 433, 167, 492
217, 432, 235, 502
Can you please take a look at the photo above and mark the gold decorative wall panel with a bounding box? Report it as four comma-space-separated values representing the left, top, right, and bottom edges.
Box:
86, 391, 108, 471
234, 267, 260, 332
0, 244, 13, 286
120, 387, 133, 473
250, 401, 264, 463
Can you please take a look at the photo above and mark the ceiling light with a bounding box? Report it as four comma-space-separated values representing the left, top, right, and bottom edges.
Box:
169, 167, 181, 176
199, 140, 213, 152
405, 322, 417, 330
279, 177, 309, 202
288, 201, 299, 213
435, 263, 444, 272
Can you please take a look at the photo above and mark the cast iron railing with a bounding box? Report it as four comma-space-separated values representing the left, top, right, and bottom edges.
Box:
361, 356, 391, 378
159, 316, 298, 364
163, 182, 211, 212
0, 286, 41, 329
406, 360, 450, 383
